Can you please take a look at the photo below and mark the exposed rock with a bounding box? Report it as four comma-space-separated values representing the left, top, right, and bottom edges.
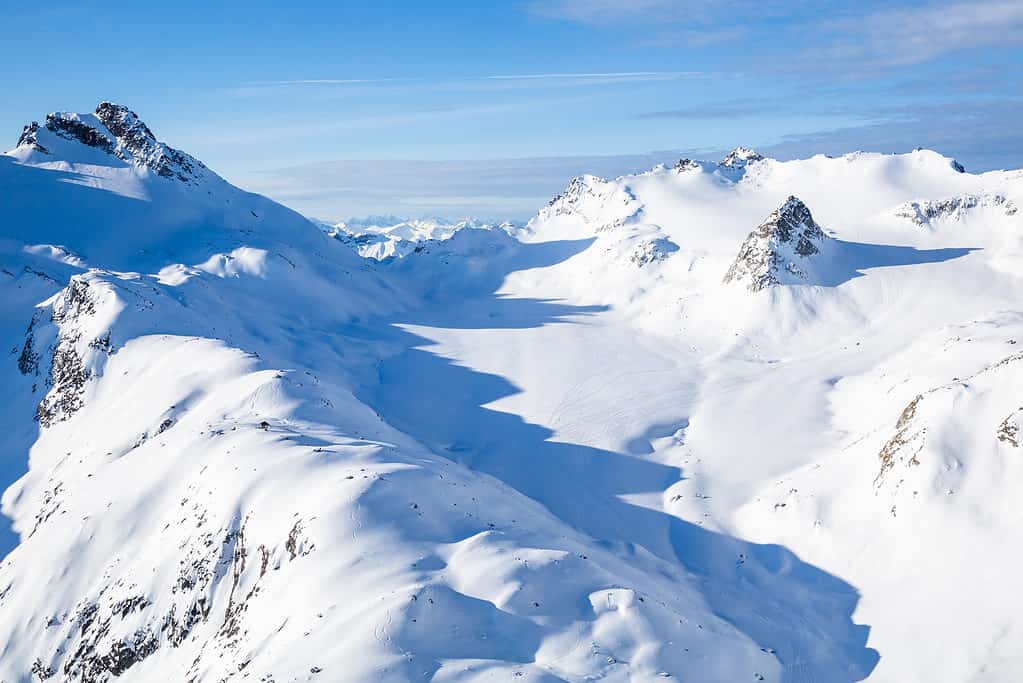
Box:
876, 395, 926, 485
674, 158, 700, 173
17, 122, 49, 153
895, 194, 1016, 226
18, 315, 41, 377
542, 176, 608, 216
997, 410, 1021, 448
536, 175, 639, 230
719, 147, 764, 169
35, 336, 90, 427
630, 237, 680, 267
45, 113, 115, 154
94, 102, 206, 183
22, 103, 208, 184
723, 196, 828, 291
36, 279, 100, 427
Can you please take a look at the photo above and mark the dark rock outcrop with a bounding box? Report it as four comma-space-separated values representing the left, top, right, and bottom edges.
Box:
18, 102, 208, 184
719, 147, 764, 169
723, 196, 828, 291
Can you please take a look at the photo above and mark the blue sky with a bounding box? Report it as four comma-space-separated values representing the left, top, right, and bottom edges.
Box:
3, 0, 1022, 220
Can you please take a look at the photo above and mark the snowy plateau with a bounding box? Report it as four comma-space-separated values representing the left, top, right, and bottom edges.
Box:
1, 103, 1022, 683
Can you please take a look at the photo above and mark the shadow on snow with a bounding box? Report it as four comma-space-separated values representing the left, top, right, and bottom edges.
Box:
821, 239, 976, 286
357, 237, 880, 682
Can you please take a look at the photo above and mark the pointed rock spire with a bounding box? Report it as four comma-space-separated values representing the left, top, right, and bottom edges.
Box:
724, 196, 828, 291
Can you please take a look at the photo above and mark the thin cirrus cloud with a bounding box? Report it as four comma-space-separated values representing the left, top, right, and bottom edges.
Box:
231, 96, 1023, 222
239, 151, 701, 222
529, 0, 815, 29
531, 0, 1023, 69
240, 71, 706, 89
820, 0, 1023, 68
528, 0, 754, 25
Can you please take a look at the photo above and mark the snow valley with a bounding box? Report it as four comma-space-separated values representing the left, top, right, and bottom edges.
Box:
2, 103, 1022, 682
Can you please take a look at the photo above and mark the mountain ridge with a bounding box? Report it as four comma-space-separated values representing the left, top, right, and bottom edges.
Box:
2, 102, 1022, 682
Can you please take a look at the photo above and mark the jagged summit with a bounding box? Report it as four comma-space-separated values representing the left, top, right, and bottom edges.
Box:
719, 146, 765, 168
535, 174, 638, 230
674, 157, 702, 172
542, 174, 608, 211
723, 195, 828, 291
13, 102, 208, 184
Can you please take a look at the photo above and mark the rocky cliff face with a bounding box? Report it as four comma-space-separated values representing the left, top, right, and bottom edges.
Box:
94, 102, 206, 183
723, 196, 828, 291
15, 103, 208, 184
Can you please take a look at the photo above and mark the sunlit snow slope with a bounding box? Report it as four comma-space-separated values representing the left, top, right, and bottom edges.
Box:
1, 104, 1022, 683
321, 216, 521, 261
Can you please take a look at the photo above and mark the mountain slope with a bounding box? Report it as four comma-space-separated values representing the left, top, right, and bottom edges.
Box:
325, 216, 521, 260
0, 105, 829, 683
3, 110, 1023, 683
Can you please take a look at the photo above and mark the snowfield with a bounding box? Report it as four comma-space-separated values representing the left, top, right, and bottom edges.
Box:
1, 103, 1022, 682
321, 216, 522, 261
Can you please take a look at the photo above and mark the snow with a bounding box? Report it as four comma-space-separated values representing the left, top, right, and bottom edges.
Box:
325, 216, 521, 260
2, 105, 1023, 682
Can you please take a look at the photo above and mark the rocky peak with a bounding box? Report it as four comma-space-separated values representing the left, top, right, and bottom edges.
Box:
535, 174, 639, 231
43, 111, 116, 154
16, 121, 46, 152
674, 158, 701, 173
719, 147, 764, 169
15, 102, 208, 184
544, 175, 604, 210
723, 196, 828, 291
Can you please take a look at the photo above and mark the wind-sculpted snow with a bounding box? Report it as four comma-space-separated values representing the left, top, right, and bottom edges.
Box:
2, 104, 1023, 682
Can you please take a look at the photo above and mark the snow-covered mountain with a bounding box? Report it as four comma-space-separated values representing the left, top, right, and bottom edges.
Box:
722, 195, 830, 291
322, 216, 521, 260
2, 106, 1022, 682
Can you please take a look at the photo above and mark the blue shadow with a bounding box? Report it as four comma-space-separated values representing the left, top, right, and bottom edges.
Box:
820, 239, 976, 286
353, 237, 881, 681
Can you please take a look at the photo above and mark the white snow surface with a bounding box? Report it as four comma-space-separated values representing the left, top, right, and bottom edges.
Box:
324, 217, 521, 260
2, 110, 1023, 683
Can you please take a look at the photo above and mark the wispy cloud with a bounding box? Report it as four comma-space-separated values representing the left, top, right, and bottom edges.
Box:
238, 152, 698, 222
240, 71, 705, 90
232, 95, 1023, 222
820, 1, 1023, 67
530, 0, 1023, 70
637, 100, 779, 119
530, 0, 806, 27
166, 100, 554, 148
529, 0, 744, 25
760, 98, 1023, 170
245, 78, 408, 86
482, 71, 703, 80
